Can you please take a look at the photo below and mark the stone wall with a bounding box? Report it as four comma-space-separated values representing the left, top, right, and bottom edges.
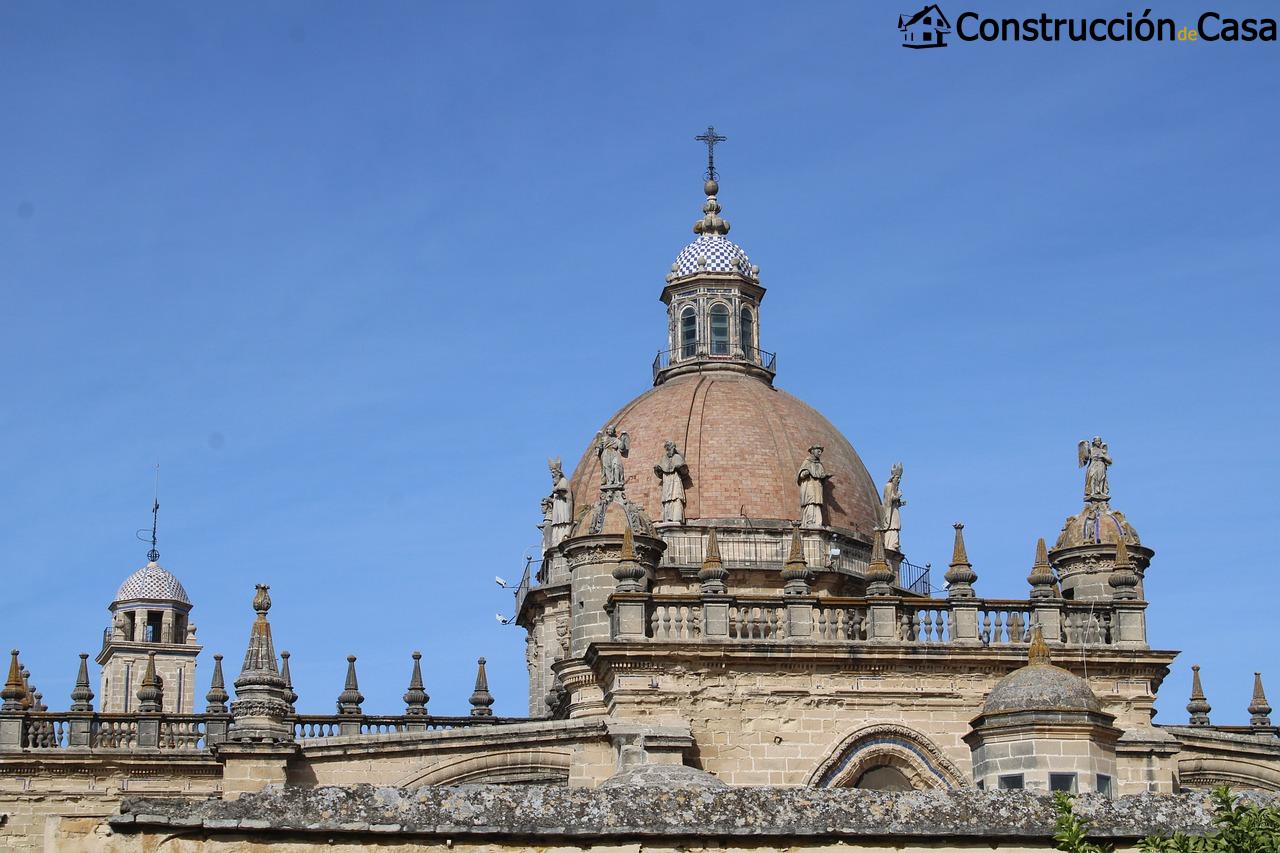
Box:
88, 785, 1245, 852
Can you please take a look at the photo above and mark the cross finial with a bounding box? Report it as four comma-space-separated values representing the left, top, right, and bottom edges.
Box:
694, 125, 727, 181
148, 464, 160, 562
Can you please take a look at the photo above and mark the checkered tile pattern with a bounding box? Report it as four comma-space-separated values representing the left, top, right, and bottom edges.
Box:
674, 235, 753, 278
115, 562, 192, 605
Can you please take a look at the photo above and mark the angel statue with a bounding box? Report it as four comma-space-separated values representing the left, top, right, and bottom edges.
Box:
1078, 436, 1112, 504
596, 425, 630, 490
881, 462, 906, 551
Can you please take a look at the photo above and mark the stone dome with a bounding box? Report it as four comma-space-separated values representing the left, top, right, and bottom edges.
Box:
114, 561, 191, 607
569, 370, 881, 536
983, 661, 1102, 715
673, 234, 753, 278
1052, 505, 1141, 550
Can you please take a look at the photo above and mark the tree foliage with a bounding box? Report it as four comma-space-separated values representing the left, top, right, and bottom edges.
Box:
1054, 787, 1280, 853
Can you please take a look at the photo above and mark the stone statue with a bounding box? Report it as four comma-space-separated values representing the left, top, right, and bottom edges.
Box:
1078, 436, 1112, 503
112, 610, 127, 641
538, 496, 554, 553
796, 445, 830, 528
548, 458, 574, 546
881, 462, 906, 551
653, 440, 689, 524
595, 426, 630, 490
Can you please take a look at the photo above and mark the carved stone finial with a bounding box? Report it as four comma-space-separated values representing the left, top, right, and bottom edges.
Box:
781, 523, 811, 595
469, 657, 494, 717
404, 651, 429, 716
206, 654, 229, 713
230, 585, 292, 741
698, 528, 729, 594
1249, 672, 1272, 728
1187, 665, 1212, 726
337, 655, 364, 715
612, 527, 647, 592
1027, 626, 1051, 666
1, 650, 25, 711
280, 651, 298, 713
19, 666, 33, 711
1027, 537, 1059, 599
943, 523, 978, 599
70, 653, 95, 712
865, 527, 895, 596
137, 652, 162, 713
1107, 537, 1140, 600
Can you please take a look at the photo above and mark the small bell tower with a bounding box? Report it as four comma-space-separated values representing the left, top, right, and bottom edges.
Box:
96, 497, 201, 713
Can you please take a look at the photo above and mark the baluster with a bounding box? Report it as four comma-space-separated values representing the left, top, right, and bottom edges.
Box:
899, 612, 911, 641
853, 611, 865, 641
660, 606, 673, 639
1008, 610, 1024, 643
674, 607, 686, 639
649, 608, 660, 639
835, 609, 847, 641
979, 611, 991, 644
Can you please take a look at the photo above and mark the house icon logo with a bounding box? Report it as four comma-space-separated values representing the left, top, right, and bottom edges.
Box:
898, 4, 952, 48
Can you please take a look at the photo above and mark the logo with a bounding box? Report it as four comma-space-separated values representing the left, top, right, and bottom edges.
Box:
899, 4, 952, 48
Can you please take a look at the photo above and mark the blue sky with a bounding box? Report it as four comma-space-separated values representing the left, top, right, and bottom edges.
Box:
1, 1, 1276, 724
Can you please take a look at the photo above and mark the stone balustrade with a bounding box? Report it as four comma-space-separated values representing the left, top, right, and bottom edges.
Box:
0, 711, 529, 754
610, 593, 1146, 650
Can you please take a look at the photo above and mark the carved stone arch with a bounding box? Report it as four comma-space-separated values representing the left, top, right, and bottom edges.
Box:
1179, 756, 1280, 792
807, 724, 969, 790
394, 748, 571, 788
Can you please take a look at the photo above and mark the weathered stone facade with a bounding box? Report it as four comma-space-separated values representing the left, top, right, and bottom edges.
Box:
2, 160, 1279, 851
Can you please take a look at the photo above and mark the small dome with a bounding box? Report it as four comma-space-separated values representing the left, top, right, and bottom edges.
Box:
983, 661, 1101, 715
601, 763, 728, 789
1052, 505, 1141, 550
114, 561, 191, 607
673, 234, 753, 278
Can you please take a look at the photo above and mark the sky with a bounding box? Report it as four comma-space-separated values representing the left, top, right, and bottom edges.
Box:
1, 1, 1277, 725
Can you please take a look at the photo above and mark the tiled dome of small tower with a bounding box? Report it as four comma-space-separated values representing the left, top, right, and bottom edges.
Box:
115, 561, 191, 606
673, 233, 754, 278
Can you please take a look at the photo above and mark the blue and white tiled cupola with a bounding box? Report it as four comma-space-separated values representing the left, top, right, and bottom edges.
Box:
655, 175, 773, 386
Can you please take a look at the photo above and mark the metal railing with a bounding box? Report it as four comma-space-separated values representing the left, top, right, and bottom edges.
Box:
899, 560, 932, 596
652, 345, 777, 381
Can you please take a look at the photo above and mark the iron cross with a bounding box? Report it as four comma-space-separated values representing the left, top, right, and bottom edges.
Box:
694, 126, 727, 181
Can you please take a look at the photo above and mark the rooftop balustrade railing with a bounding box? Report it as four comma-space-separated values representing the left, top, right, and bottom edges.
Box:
0, 710, 533, 754
652, 345, 777, 381
614, 593, 1132, 650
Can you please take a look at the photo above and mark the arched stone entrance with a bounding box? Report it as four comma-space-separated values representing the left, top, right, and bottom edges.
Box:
806, 724, 968, 790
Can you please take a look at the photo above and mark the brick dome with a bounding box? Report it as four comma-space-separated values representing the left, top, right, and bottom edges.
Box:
569, 370, 881, 536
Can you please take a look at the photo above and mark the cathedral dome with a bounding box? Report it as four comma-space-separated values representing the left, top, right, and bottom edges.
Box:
1052, 506, 1141, 550
569, 370, 881, 536
114, 561, 191, 607
673, 234, 754, 279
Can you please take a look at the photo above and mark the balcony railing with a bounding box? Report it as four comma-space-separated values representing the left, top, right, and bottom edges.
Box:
653, 345, 777, 381
612, 593, 1134, 651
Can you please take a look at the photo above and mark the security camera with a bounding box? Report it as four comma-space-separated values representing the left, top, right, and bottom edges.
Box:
495, 576, 508, 587
495, 613, 510, 624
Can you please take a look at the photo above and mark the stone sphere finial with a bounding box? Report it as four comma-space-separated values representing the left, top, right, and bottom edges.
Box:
704, 179, 718, 196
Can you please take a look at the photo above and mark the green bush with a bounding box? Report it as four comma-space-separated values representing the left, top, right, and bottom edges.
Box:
1053, 786, 1280, 853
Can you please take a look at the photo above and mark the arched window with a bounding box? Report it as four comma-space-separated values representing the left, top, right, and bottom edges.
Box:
680, 307, 697, 359
740, 306, 754, 357
710, 304, 730, 355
